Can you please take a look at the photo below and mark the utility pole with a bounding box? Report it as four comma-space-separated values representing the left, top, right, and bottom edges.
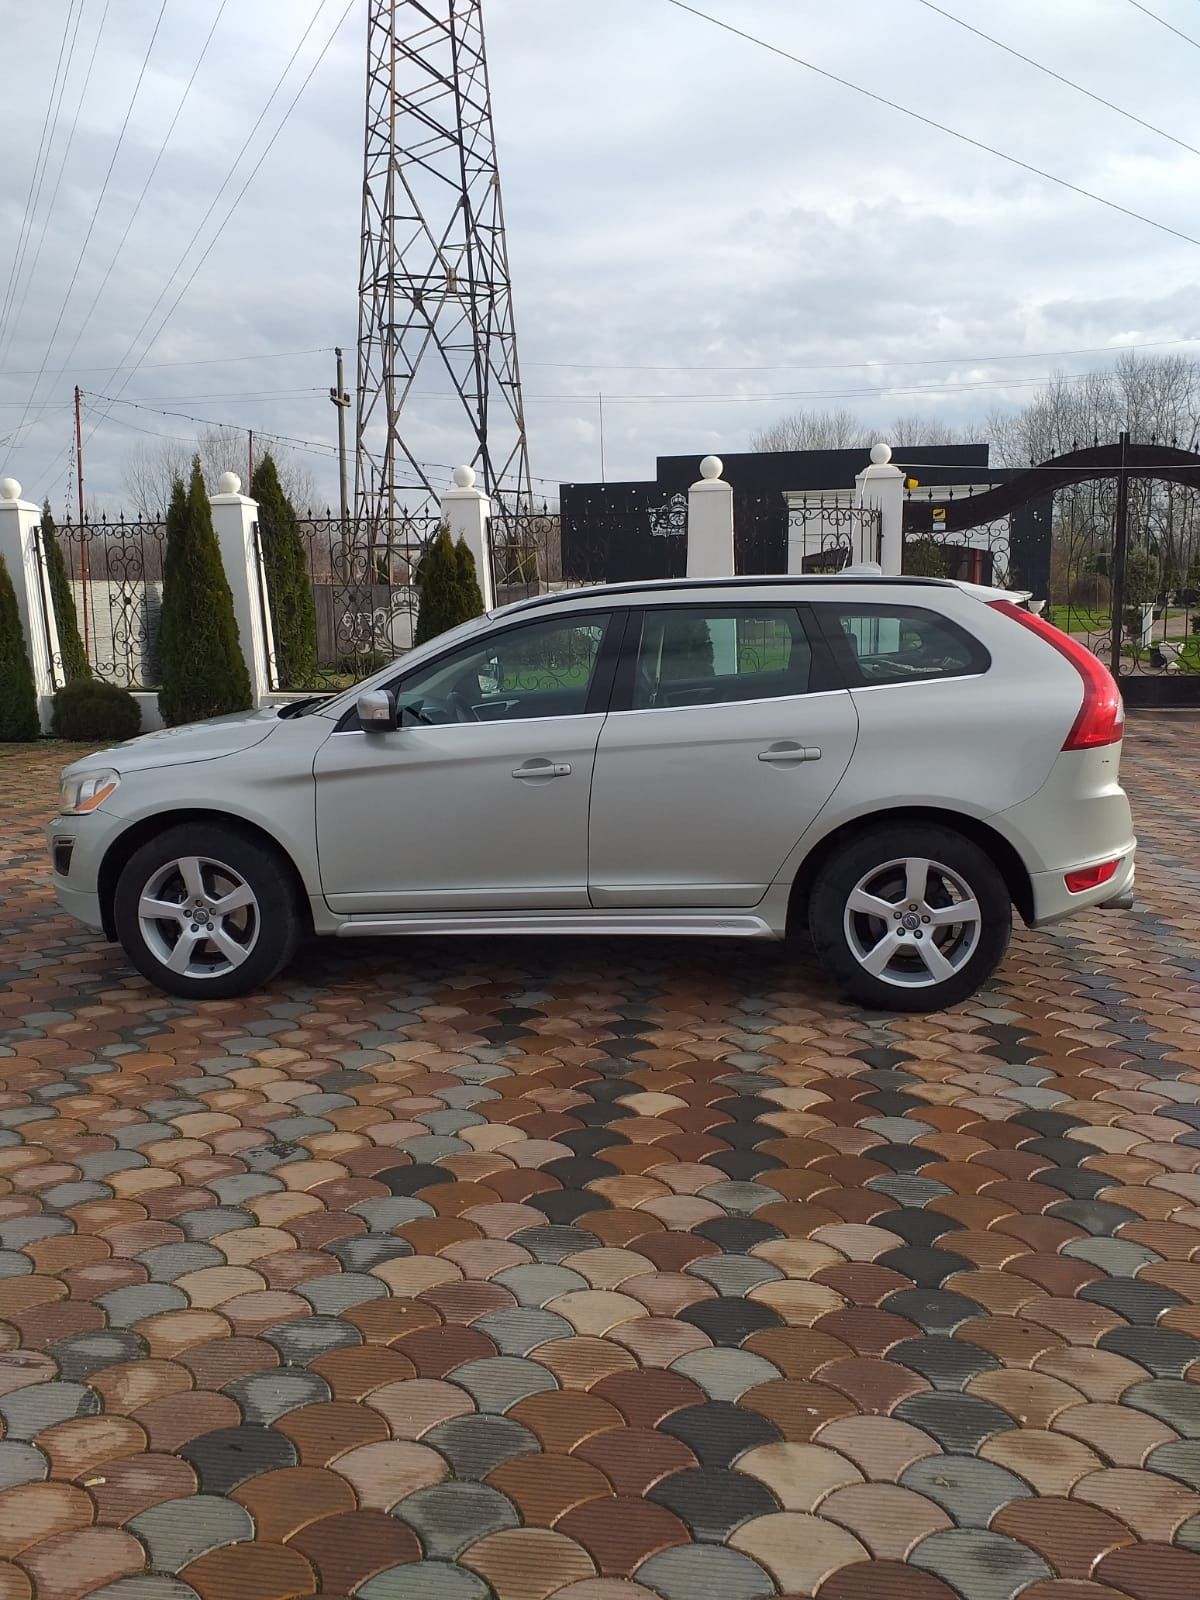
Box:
247, 430, 254, 495
74, 385, 89, 652
329, 346, 351, 526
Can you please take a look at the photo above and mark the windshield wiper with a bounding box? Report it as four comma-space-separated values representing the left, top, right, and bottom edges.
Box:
277, 695, 330, 719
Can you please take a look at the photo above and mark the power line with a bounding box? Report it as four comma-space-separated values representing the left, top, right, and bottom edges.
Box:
664, 0, 1200, 249
14, 0, 171, 443
33, 0, 232, 417
0, 0, 84, 356
0, 345, 334, 378
1125, 0, 1200, 49
522, 335, 1200, 374
915, 0, 1200, 160
0, 0, 94, 369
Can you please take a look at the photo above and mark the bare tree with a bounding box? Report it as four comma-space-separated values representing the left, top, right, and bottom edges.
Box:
123, 425, 321, 518
887, 415, 969, 448
751, 407, 874, 453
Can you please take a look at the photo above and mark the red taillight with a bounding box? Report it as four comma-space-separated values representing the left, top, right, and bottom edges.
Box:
988, 600, 1124, 751
1065, 859, 1120, 894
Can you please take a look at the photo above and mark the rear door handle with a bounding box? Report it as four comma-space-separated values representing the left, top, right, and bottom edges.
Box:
758, 743, 821, 764
512, 760, 572, 779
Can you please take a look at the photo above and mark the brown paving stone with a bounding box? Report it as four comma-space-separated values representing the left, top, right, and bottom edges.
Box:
556, 1495, 690, 1575
573, 1428, 698, 1497
818, 1482, 953, 1558
15, 1528, 144, 1600
180, 1541, 319, 1600
990, 1496, 1136, 1578
131, 1390, 242, 1451
461, 1527, 597, 1598
816, 1560, 963, 1600
0, 1484, 95, 1557
177, 1335, 280, 1390
85, 1451, 198, 1525
231, 1465, 358, 1542
1092, 1545, 1200, 1600
1072, 1468, 1200, 1541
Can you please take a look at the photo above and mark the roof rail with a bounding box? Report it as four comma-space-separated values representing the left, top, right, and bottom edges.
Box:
495, 573, 953, 616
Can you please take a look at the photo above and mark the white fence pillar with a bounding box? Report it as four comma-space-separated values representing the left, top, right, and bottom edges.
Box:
856, 443, 906, 574
209, 472, 277, 706
0, 478, 62, 731
687, 455, 735, 578
441, 466, 494, 610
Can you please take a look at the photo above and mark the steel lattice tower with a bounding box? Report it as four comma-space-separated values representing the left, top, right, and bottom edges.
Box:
355, 0, 532, 524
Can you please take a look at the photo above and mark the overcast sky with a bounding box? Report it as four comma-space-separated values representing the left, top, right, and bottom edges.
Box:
2, 0, 1198, 513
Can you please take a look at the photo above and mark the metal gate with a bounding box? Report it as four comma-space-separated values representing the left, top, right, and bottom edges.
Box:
902, 436, 1200, 705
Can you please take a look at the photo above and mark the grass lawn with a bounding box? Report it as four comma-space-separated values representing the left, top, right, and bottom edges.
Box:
1047, 606, 1110, 632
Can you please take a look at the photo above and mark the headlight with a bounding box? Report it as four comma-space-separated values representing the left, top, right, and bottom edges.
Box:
59, 770, 120, 815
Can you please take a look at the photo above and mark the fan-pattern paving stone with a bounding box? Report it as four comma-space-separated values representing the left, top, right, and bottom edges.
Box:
0, 719, 1199, 1598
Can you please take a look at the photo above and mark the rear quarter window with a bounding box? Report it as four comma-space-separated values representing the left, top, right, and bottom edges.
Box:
819, 604, 990, 687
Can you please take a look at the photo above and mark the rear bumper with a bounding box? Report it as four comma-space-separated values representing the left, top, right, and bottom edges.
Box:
1028, 848, 1136, 928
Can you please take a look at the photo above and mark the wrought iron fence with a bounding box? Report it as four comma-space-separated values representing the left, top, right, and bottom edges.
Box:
52, 514, 167, 687
270, 514, 442, 691
489, 505, 561, 603
786, 500, 883, 574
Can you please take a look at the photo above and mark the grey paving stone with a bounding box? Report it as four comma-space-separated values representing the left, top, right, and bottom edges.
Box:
178, 1424, 297, 1493
1146, 1439, 1200, 1489
1124, 1377, 1200, 1436
85, 1582, 201, 1600
176, 1206, 254, 1241
49, 1330, 146, 1382
128, 1494, 254, 1572
686, 1254, 782, 1297
358, 1563, 488, 1600
649, 1464, 781, 1542
870, 1175, 955, 1206
209, 1173, 284, 1205
669, 1347, 781, 1402
40, 1180, 112, 1210
393, 1482, 519, 1559
136, 1242, 225, 1282
679, 1297, 782, 1346
894, 1392, 1016, 1454
0, 1216, 72, 1248
661, 1401, 781, 1467
1080, 1278, 1184, 1325
636, 1543, 776, 1599
0, 1380, 99, 1438
697, 1181, 785, 1216
448, 1355, 558, 1413
472, 1307, 574, 1356
0, 1441, 48, 1489
97, 1283, 189, 1327
492, 1264, 589, 1307
1047, 1198, 1139, 1235
1062, 1236, 1162, 1274
423, 1415, 540, 1481
417, 1110, 485, 1136
263, 1315, 363, 1364
878, 1246, 973, 1289
298, 1271, 389, 1316
350, 1196, 435, 1230
891, 1335, 1002, 1391
901, 1457, 1033, 1528
910, 1528, 1053, 1600
0, 1250, 32, 1278
112, 1121, 176, 1150
882, 1289, 982, 1336
326, 1234, 413, 1272
224, 1368, 331, 1423
509, 1225, 601, 1263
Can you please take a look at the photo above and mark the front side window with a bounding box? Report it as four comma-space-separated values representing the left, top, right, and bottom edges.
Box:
632, 606, 812, 710
822, 604, 988, 687
395, 612, 612, 723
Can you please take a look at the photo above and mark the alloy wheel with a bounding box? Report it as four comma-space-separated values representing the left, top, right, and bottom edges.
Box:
137, 855, 260, 980
843, 855, 982, 990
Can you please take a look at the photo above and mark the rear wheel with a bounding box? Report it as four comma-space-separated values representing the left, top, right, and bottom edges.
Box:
809, 823, 1011, 1012
114, 824, 302, 999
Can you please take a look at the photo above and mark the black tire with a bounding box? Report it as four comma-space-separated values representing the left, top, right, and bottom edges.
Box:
808, 822, 1011, 1013
113, 822, 302, 999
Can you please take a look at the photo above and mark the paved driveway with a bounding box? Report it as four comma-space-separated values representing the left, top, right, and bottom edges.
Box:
1, 716, 1199, 1600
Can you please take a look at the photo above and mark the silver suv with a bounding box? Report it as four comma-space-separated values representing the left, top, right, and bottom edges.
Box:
49, 575, 1134, 1012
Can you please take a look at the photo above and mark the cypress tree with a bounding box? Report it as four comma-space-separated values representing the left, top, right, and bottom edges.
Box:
455, 536, 485, 621
0, 553, 40, 742
414, 525, 472, 645
251, 453, 317, 687
158, 460, 252, 726
41, 500, 91, 682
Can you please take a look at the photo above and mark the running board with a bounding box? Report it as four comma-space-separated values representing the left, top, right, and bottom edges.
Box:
336, 911, 775, 939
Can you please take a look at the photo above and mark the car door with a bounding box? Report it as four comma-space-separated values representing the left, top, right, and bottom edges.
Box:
314, 608, 618, 914
588, 602, 859, 908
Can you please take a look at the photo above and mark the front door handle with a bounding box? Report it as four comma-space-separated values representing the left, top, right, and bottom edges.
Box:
512, 760, 572, 780
758, 743, 821, 764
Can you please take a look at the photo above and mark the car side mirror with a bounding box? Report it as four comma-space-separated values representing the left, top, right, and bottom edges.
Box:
357, 689, 397, 733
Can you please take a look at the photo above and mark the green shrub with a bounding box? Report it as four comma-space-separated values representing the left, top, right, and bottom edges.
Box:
158, 461, 252, 726
334, 649, 389, 678
0, 553, 39, 741
42, 501, 90, 682
50, 679, 141, 742
414, 525, 484, 645
903, 537, 947, 578
1124, 546, 1160, 608
251, 453, 317, 688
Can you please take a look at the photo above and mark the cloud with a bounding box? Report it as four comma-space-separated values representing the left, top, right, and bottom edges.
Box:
1, 0, 1197, 510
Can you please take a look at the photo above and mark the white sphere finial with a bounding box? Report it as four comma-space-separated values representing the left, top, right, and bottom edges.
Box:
0, 477, 22, 502
452, 464, 476, 490
699, 455, 723, 480
869, 442, 892, 465
218, 471, 241, 495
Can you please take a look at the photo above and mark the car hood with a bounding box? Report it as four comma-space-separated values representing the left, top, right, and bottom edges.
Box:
63, 707, 282, 777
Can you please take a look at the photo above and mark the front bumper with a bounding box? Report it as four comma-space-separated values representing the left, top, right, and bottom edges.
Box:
47, 812, 120, 936
1028, 848, 1136, 928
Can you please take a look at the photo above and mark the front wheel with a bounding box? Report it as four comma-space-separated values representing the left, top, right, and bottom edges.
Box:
113, 823, 302, 999
809, 823, 1012, 1013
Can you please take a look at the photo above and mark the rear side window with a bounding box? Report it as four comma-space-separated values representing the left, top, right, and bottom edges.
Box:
632, 606, 812, 709
818, 604, 989, 687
